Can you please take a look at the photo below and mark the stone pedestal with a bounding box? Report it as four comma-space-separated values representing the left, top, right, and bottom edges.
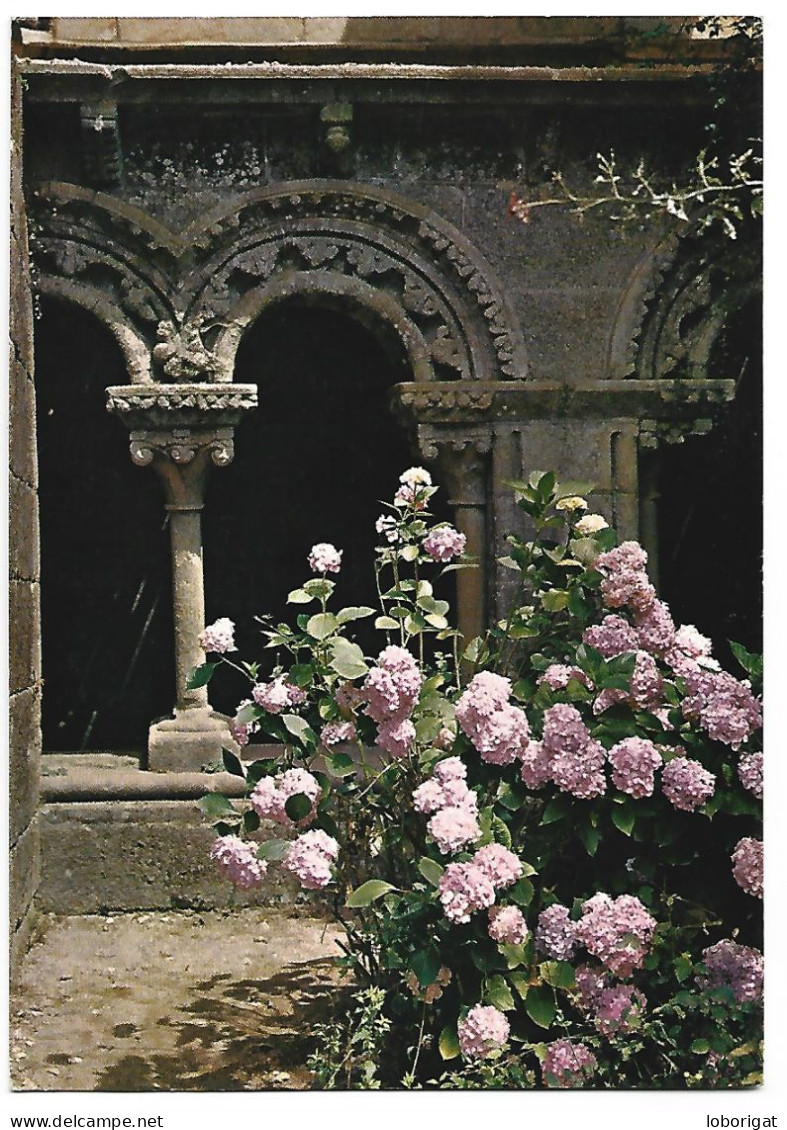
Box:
107, 383, 257, 771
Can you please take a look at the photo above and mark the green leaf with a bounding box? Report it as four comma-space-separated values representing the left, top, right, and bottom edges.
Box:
438, 1025, 461, 1061
499, 943, 528, 969
540, 796, 571, 825
329, 637, 369, 680
611, 804, 636, 837
281, 714, 316, 745
485, 974, 515, 1012
243, 809, 260, 834
491, 815, 512, 849
303, 578, 335, 600
417, 857, 445, 887
199, 793, 236, 817
425, 614, 449, 629
284, 792, 314, 822
287, 587, 314, 604
257, 838, 290, 861
525, 985, 556, 1029
728, 640, 763, 680
222, 748, 246, 778
508, 877, 534, 906
289, 663, 314, 687
346, 880, 398, 908
400, 544, 419, 562
540, 961, 576, 990
577, 823, 600, 856
306, 612, 338, 640
690, 1038, 710, 1055
324, 751, 356, 778
674, 953, 694, 983
375, 616, 400, 630
246, 758, 275, 786
411, 948, 441, 989
508, 971, 530, 1001
336, 606, 376, 625
186, 662, 219, 690
541, 589, 569, 613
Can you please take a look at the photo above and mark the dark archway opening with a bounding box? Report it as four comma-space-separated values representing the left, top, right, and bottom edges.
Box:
650, 295, 762, 667
35, 297, 174, 751
203, 299, 453, 716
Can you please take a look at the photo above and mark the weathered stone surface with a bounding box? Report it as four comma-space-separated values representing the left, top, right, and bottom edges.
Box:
8, 358, 38, 487
38, 800, 308, 913
9, 473, 40, 581
10, 819, 41, 934
11, 908, 342, 1090
9, 687, 42, 845
9, 579, 42, 696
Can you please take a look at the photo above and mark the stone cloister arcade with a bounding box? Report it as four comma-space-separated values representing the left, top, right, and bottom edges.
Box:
10, 17, 761, 965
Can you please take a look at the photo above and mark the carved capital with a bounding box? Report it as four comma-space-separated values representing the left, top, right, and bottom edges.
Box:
107, 383, 257, 509
638, 417, 715, 451
416, 427, 492, 507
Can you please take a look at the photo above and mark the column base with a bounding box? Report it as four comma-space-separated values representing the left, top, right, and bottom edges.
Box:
147, 708, 240, 773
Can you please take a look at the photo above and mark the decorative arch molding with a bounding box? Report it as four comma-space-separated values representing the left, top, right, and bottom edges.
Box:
606, 224, 761, 385
29, 180, 528, 385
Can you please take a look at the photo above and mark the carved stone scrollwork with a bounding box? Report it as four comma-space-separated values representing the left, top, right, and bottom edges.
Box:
31, 180, 528, 388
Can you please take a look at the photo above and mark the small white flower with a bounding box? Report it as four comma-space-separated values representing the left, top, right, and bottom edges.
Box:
575, 514, 609, 537
556, 496, 588, 513
399, 466, 432, 488
308, 543, 342, 575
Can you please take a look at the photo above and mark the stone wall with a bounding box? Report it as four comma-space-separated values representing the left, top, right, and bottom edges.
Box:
9, 55, 42, 977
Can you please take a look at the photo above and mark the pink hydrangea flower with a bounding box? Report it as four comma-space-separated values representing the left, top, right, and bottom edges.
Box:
423, 524, 466, 562
661, 756, 715, 812
399, 466, 432, 488
731, 837, 763, 899
682, 669, 762, 749
434, 756, 467, 783
488, 905, 529, 945
535, 904, 577, 961
250, 768, 320, 828
199, 617, 237, 654
377, 716, 416, 760
594, 985, 647, 1036
542, 1039, 597, 1088
575, 893, 656, 978
282, 829, 339, 890
458, 1004, 510, 1060
538, 664, 592, 691
698, 939, 763, 1004
456, 673, 529, 765
230, 699, 258, 747
583, 615, 638, 658
633, 599, 676, 657
574, 964, 609, 1012
308, 542, 342, 575
473, 843, 523, 890
542, 704, 606, 798
363, 645, 422, 724
595, 542, 656, 612
252, 677, 304, 715
520, 739, 553, 790
320, 719, 357, 747
210, 835, 267, 890
672, 624, 713, 660
428, 805, 482, 855
438, 862, 496, 924
738, 751, 763, 799
607, 737, 663, 799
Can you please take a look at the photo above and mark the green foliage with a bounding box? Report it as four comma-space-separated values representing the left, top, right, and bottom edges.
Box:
196, 466, 762, 1090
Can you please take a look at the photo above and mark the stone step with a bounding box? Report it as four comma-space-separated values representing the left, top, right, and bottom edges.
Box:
38, 753, 312, 914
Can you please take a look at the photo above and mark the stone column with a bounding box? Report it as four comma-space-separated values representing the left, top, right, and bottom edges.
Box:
107, 384, 257, 771
419, 429, 491, 645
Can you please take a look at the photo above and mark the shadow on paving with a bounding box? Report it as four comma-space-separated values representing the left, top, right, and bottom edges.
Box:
94, 959, 344, 1091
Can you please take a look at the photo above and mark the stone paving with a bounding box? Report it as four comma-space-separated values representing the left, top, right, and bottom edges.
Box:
10, 909, 343, 1092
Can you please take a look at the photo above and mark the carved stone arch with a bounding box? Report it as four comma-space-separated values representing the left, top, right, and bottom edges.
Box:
29, 182, 183, 383
178, 181, 528, 385
633, 233, 761, 383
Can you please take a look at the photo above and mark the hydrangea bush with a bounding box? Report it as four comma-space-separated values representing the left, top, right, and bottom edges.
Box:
194, 469, 763, 1089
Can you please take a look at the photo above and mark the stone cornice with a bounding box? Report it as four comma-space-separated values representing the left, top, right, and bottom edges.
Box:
105, 383, 258, 428
390, 378, 735, 425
